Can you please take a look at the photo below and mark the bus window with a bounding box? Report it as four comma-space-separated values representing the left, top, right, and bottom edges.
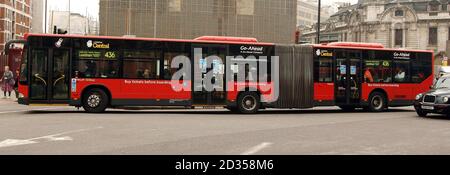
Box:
393, 60, 410, 83
163, 52, 189, 80
122, 50, 161, 79
411, 53, 432, 83
75, 50, 120, 78
314, 57, 333, 82
19, 47, 28, 84
363, 60, 392, 83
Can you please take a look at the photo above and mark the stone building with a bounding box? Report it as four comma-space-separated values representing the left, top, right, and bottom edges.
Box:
301, 0, 450, 55
99, 0, 297, 43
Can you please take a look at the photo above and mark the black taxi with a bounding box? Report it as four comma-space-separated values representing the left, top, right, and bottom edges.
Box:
414, 75, 450, 117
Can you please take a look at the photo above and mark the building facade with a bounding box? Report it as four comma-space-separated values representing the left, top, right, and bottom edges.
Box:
297, 0, 334, 28
100, 0, 297, 43
302, 0, 450, 54
31, 0, 44, 34
49, 11, 99, 35
0, 0, 32, 50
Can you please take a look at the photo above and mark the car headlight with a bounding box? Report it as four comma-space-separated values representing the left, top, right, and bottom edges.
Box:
415, 94, 423, 100
443, 97, 449, 103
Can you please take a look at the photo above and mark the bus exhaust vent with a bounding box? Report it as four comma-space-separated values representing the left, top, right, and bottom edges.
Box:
272, 44, 314, 109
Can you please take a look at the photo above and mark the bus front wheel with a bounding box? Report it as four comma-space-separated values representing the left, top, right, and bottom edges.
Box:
237, 92, 260, 114
82, 88, 109, 113
368, 92, 387, 112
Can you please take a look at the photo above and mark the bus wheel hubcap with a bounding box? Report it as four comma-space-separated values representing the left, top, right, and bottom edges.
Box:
372, 96, 383, 110
242, 95, 256, 111
87, 94, 101, 108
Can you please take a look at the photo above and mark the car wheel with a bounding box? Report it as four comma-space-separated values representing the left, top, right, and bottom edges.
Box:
368, 92, 387, 112
416, 108, 428, 117
82, 88, 109, 113
237, 92, 260, 114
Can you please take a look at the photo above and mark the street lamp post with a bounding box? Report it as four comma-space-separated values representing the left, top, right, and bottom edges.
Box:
316, 0, 321, 44
68, 0, 71, 34
44, 0, 48, 33
154, 0, 157, 38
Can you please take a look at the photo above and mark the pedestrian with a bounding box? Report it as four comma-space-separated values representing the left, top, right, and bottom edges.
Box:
1, 66, 14, 99
14, 69, 20, 99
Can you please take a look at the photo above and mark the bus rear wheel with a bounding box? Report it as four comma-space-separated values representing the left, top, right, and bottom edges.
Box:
82, 88, 109, 113
368, 92, 387, 112
237, 92, 260, 114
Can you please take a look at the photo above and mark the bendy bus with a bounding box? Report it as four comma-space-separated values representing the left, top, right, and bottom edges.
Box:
5, 34, 433, 114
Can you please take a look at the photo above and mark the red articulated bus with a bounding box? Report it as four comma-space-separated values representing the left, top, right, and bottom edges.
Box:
5, 34, 434, 114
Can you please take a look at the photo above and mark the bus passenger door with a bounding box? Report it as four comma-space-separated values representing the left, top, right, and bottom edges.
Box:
335, 50, 362, 106
29, 48, 70, 103
50, 49, 71, 102
192, 44, 227, 106
29, 49, 49, 101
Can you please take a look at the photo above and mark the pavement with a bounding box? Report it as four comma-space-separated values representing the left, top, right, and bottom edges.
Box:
1, 97, 450, 155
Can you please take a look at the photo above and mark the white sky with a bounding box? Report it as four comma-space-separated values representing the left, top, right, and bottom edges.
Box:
47, 0, 359, 19
48, 0, 100, 19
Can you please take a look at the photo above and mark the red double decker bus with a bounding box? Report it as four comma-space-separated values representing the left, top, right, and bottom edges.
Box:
6, 34, 433, 114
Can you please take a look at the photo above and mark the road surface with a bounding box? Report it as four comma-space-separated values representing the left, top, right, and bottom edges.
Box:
0, 99, 450, 155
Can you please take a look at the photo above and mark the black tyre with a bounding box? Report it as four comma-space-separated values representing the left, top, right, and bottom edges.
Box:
368, 92, 387, 112
339, 106, 356, 111
237, 92, 260, 114
225, 106, 239, 113
416, 109, 428, 117
82, 88, 109, 113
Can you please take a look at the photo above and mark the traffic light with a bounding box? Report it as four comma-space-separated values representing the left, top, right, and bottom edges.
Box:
53, 26, 68, 34
57, 29, 68, 34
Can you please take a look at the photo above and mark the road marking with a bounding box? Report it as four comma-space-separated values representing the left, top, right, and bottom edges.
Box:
0, 127, 103, 148
241, 142, 273, 155
0, 107, 69, 114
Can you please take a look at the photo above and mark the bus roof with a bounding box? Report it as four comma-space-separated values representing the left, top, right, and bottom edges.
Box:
313, 42, 434, 54
24, 33, 275, 46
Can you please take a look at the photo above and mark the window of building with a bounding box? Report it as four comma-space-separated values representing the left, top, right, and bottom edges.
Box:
168, 0, 182, 12
236, 0, 254, 15
429, 3, 440, 11
393, 60, 411, 83
75, 50, 120, 78
395, 29, 403, 46
122, 50, 161, 79
314, 57, 333, 82
395, 9, 404, 17
429, 27, 438, 45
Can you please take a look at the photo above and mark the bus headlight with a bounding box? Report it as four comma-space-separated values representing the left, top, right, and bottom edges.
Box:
415, 94, 423, 100
18, 93, 24, 98
443, 97, 449, 103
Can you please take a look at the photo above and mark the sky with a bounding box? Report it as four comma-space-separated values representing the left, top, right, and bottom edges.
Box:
47, 0, 100, 19
47, 0, 359, 19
